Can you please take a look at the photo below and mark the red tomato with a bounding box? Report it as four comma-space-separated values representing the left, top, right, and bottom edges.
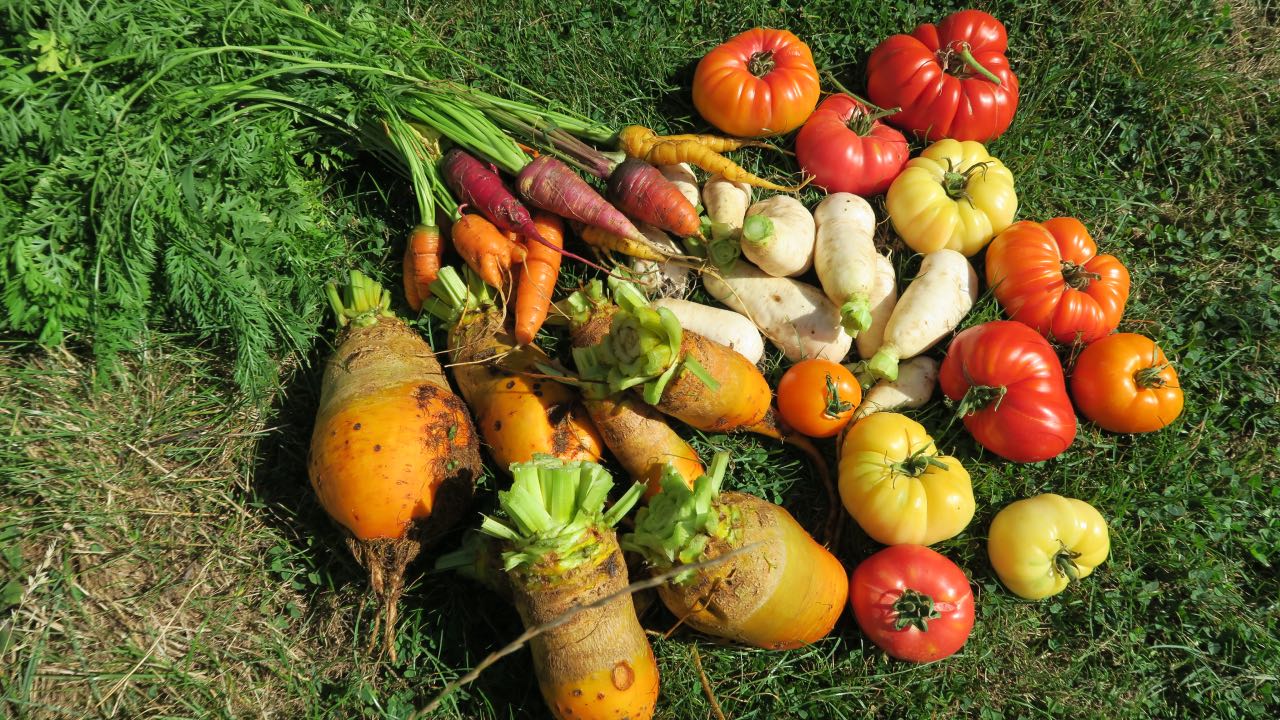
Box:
776, 359, 861, 438
692, 28, 821, 137
986, 218, 1131, 345
1071, 333, 1184, 433
866, 10, 1019, 142
939, 321, 1077, 463
794, 94, 910, 196
849, 544, 975, 663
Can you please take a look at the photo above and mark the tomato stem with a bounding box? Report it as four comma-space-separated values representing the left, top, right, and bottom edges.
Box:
956, 383, 1008, 417
941, 159, 993, 201
893, 447, 950, 477
846, 104, 900, 136
892, 588, 942, 632
1053, 544, 1082, 582
823, 373, 854, 419
1061, 260, 1102, 291
747, 51, 776, 78
1134, 363, 1171, 389
957, 43, 1003, 85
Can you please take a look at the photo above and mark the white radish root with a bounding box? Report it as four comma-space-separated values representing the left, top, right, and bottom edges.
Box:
856, 253, 898, 359
867, 249, 978, 381
702, 259, 852, 363
814, 193, 879, 336
628, 223, 692, 297
741, 195, 815, 278
651, 298, 765, 365
852, 356, 939, 420
659, 163, 701, 209
703, 175, 752, 241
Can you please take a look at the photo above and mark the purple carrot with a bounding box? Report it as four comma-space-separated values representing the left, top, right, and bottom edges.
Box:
606, 159, 702, 238
516, 156, 649, 245
442, 148, 606, 271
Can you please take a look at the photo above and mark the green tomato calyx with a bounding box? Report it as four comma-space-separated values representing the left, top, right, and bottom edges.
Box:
893, 588, 943, 632
748, 50, 776, 78
941, 159, 995, 202
823, 373, 855, 419
939, 42, 1003, 86
893, 447, 950, 478
1061, 260, 1102, 291
1134, 363, 1171, 389
956, 383, 1008, 418
1053, 543, 1083, 582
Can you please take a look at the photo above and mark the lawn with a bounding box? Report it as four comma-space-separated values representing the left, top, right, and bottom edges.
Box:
2, 0, 1278, 718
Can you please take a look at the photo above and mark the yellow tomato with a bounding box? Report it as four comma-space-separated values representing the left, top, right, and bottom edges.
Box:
988, 494, 1110, 600
885, 139, 1018, 256
838, 412, 974, 546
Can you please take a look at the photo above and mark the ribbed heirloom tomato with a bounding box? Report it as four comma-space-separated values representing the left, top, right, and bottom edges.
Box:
838, 412, 974, 546
849, 544, 975, 663
692, 28, 821, 137
988, 494, 1110, 600
867, 9, 1019, 142
986, 217, 1131, 345
940, 321, 1076, 463
795, 94, 910, 196
1071, 333, 1184, 433
885, 139, 1017, 256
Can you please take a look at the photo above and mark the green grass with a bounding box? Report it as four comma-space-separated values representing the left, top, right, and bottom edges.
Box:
3, 0, 1279, 718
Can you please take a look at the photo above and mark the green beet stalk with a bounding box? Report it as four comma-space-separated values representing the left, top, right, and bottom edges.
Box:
620, 452, 739, 583
478, 455, 645, 573
569, 278, 717, 405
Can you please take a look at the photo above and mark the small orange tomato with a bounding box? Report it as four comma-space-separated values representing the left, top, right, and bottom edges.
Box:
1071, 333, 1184, 433
692, 28, 821, 137
777, 359, 861, 438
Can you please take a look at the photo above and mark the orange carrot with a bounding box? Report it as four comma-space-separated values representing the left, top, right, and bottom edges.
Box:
515, 212, 564, 345
402, 223, 443, 311
453, 214, 527, 289
309, 271, 482, 659
606, 159, 702, 238
624, 454, 848, 650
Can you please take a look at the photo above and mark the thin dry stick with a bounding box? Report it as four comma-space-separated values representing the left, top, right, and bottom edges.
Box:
663, 573, 728, 640
690, 645, 728, 720
413, 543, 761, 718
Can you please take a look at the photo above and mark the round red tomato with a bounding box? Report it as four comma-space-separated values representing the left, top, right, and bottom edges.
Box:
776, 359, 861, 438
986, 217, 1131, 345
850, 544, 974, 663
692, 28, 820, 138
1072, 333, 1184, 433
795, 94, 910, 196
866, 10, 1019, 142
939, 321, 1076, 463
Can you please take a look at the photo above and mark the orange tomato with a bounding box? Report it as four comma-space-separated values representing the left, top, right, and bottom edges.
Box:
1071, 333, 1184, 433
692, 28, 821, 137
777, 359, 861, 438
986, 217, 1130, 345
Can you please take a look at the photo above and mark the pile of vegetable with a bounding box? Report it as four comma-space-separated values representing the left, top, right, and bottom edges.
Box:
6, 2, 1197, 716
